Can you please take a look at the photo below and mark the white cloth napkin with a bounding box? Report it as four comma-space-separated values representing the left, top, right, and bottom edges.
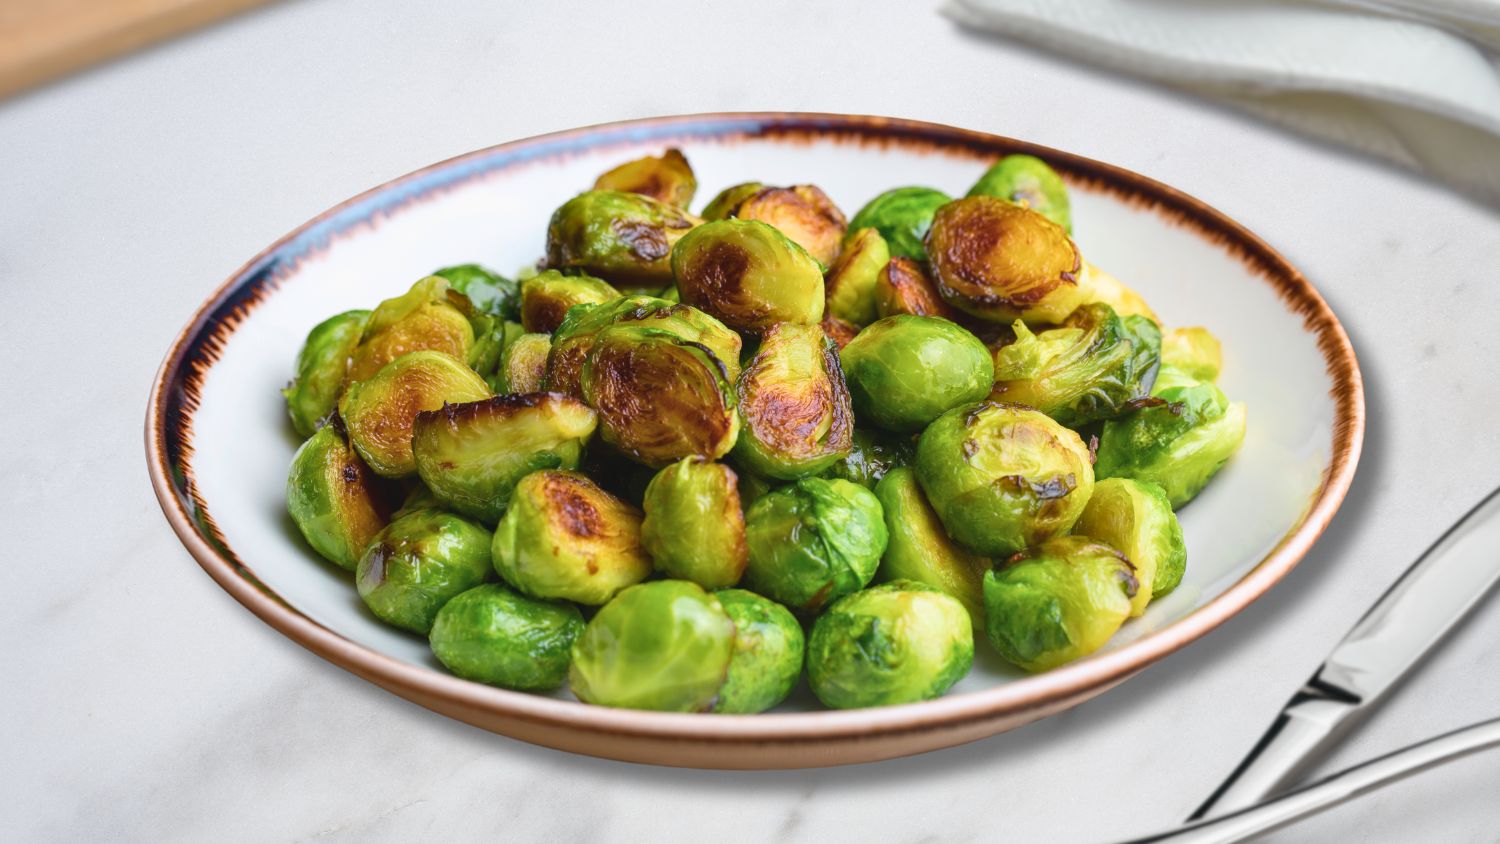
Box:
943, 0, 1500, 206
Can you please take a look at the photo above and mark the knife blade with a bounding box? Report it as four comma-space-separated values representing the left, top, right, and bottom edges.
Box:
1189, 484, 1500, 820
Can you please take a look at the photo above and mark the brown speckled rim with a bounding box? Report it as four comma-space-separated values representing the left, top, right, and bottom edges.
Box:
145, 113, 1364, 768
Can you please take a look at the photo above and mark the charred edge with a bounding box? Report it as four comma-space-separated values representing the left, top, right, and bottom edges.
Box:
820, 337, 855, 450
541, 473, 607, 538
999, 473, 1077, 500
611, 219, 671, 262
416, 392, 574, 427
690, 240, 752, 306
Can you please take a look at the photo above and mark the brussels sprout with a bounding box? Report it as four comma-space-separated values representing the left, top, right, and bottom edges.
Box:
874, 256, 960, 321
733, 322, 853, 480
990, 303, 1161, 427
569, 580, 737, 712
495, 332, 551, 394
820, 427, 915, 489
820, 314, 860, 350
713, 589, 805, 713
983, 536, 1137, 672
1095, 382, 1247, 508
874, 467, 989, 624
491, 469, 651, 605
926, 197, 1085, 324
286, 423, 396, 570
1078, 262, 1158, 322
411, 393, 598, 524
339, 350, 492, 478
546, 296, 741, 398
840, 315, 994, 433
593, 147, 697, 208
346, 276, 478, 384
1074, 478, 1187, 611
671, 218, 825, 333
283, 309, 369, 437
581, 323, 740, 466
967, 154, 1072, 233
847, 186, 952, 262
700, 182, 766, 221
732, 185, 848, 267
545, 190, 700, 289
641, 457, 748, 589
433, 263, 520, 321
1149, 363, 1200, 396
356, 508, 494, 633
743, 478, 887, 612
807, 580, 973, 709
1161, 326, 1223, 382
428, 583, 584, 691
518, 269, 620, 334
914, 402, 1094, 556
824, 227, 890, 327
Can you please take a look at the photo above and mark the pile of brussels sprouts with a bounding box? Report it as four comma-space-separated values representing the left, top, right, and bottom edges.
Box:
283, 147, 1246, 713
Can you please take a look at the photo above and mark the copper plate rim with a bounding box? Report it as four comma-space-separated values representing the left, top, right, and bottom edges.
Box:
145, 112, 1365, 751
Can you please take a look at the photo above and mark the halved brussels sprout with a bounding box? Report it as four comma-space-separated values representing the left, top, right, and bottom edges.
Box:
713, 589, 805, 714
807, 580, 973, 709
967, 154, 1072, 233
286, 423, 396, 570
491, 469, 651, 605
569, 580, 737, 712
824, 227, 890, 326
1074, 477, 1187, 611
926, 197, 1085, 324
495, 332, 551, 394
700, 182, 765, 221
733, 322, 853, 480
428, 583, 584, 691
411, 392, 598, 524
519, 269, 620, 334
641, 457, 748, 589
545, 190, 700, 289
581, 323, 740, 466
732, 185, 848, 267
593, 147, 697, 208
671, 218, 825, 332
874, 256, 959, 320
1078, 262, 1158, 322
284, 309, 369, 437
874, 467, 990, 624
346, 276, 477, 384
1161, 326, 1223, 382
990, 303, 1161, 427
914, 402, 1094, 556
433, 263, 520, 321
546, 297, 741, 398
356, 508, 494, 633
820, 427, 914, 490
820, 314, 860, 350
742, 477, 887, 612
840, 315, 994, 433
983, 536, 1137, 672
847, 186, 952, 262
339, 350, 492, 478
1095, 382, 1247, 508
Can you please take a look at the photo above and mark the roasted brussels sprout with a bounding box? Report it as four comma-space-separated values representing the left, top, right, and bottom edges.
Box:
990, 303, 1161, 427
428, 583, 584, 691
518, 269, 619, 334
983, 537, 1137, 672
967, 154, 1072, 233
713, 589, 805, 714
411, 393, 597, 524
641, 457, 748, 589
820, 314, 861, 350
593, 148, 697, 208
700, 182, 766, 221
743, 478, 887, 612
492, 469, 651, 604
840, 315, 994, 433
820, 427, 914, 489
1094, 381, 1247, 508
346, 276, 478, 384
874, 467, 989, 624
824, 227, 890, 326
847, 186, 952, 262
914, 402, 1094, 556
873, 256, 959, 321
671, 218, 825, 333
1078, 263, 1158, 322
494, 332, 551, 394
286, 423, 396, 570
569, 580, 736, 712
926, 197, 1085, 324
732, 185, 848, 266
1074, 477, 1186, 610
808, 580, 973, 709
545, 190, 699, 289
581, 323, 740, 466
1160, 326, 1223, 382
356, 508, 494, 633
433, 263, 519, 321
546, 296, 741, 398
733, 322, 853, 480
284, 309, 369, 437
339, 350, 492, 478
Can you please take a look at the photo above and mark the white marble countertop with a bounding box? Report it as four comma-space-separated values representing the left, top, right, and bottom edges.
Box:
4, 1, 1499, 841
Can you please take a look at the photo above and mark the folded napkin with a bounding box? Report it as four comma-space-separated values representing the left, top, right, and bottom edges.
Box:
943, 0, 1500, 206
